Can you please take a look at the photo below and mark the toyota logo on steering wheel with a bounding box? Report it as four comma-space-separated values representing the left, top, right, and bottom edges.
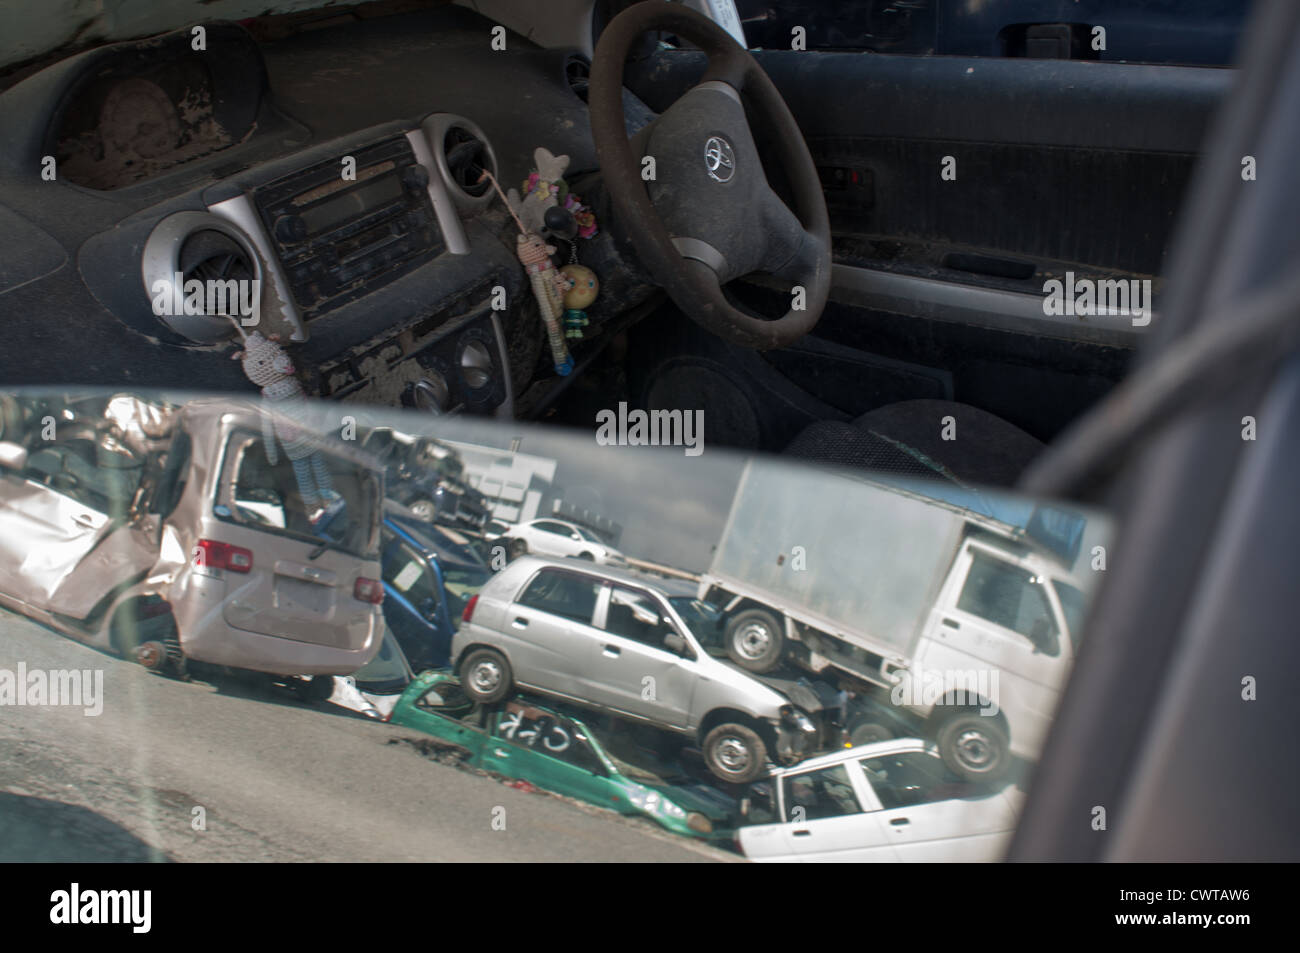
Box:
704, 136, 736, 182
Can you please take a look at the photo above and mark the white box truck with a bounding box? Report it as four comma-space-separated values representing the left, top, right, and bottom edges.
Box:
699, 461, 1102, 781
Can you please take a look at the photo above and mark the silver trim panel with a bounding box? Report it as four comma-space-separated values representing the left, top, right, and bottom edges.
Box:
208, 195, 308, 342
405, 128, 471, 256
829, 264, 1151, 346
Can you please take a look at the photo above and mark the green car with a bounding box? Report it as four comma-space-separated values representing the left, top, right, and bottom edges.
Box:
389, 671, 735, 841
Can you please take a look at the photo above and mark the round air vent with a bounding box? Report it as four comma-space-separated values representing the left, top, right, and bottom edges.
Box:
421, 114, 498, 214
141, 211, 263, 344
178, 230, 254, 291
564, 55, 591, 103
443, 126, 492, 198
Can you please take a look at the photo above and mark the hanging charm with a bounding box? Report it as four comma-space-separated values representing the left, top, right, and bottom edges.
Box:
559, 263, 599, 341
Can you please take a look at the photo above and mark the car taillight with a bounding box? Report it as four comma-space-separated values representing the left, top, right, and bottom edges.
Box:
462, 594, 479, 623
354, 577, 384, 605
195, 539, 253, 573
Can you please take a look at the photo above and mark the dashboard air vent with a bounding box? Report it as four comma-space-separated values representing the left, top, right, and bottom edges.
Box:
443, 126, 492, 198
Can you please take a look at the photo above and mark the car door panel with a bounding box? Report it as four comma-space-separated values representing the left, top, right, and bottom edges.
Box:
624, 45, 1228, 444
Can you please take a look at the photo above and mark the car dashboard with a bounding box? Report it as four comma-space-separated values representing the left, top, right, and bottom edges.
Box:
0, 6, 657, 416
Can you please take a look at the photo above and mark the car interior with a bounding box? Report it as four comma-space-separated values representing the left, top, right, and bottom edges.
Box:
0, 0, 1230, 491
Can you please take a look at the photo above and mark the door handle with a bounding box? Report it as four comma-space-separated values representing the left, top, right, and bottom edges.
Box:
492, 748, 508, 757
602, 645, 621, 657
890, 817, 910, 826
512, 617, 529, 628
72, 514, 97, 529
941, 618, 960, 630
792, 829, 811, 837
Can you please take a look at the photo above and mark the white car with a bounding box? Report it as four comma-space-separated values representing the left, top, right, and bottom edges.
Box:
503, 518, 627, 566
736, 739, 1023, 862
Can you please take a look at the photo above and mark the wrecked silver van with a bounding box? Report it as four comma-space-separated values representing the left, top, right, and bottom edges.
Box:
0, 394, 384, 680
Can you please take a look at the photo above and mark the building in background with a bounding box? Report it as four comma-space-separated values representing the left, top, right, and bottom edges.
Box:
443, 439, 556, 526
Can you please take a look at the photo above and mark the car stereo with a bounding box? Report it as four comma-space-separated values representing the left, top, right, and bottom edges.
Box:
254, 136, 444, 317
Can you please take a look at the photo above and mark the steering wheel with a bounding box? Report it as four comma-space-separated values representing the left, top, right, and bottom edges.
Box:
590, 2, 831, 349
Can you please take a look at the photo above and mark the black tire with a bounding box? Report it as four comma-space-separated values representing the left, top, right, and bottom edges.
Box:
724, 608, 785, 674
296, 675, 336, 703
936, 712, 1011, 782
702, 722, 767, 784
459, 648, 513, 704
507, 538, 528, 560
847, 716, 894, 747
576, 552, 595, 561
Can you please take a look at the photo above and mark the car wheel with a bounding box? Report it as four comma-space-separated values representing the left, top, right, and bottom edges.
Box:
577, 552, 595, 561
724, 608, 785, 674
459, 648, 513, 704
507, 538, 528, 560
702, 722, 767, 784
847, 716, 894, 747
135, 641, 169, 672
408, 499, 436, 522
936, 712, 1011, 782
295, 675, 336, 704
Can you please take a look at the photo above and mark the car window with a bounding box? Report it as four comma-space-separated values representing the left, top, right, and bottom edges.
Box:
532, 520, 568, 535
516, 569, 601, 624
605, 587, 675, 649
496, 703, 607, 775
956, 550, 1060, 652
734, 0, 1251, 65
1052, 579, 1088, 654
218, 429, 380, 557
782, 763, 863, 821
415, 681, 476, 720
860, 752, 978, 809
382, 538, 439, 615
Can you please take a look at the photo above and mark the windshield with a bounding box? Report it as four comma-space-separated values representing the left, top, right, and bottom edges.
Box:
669, 596, 723, 644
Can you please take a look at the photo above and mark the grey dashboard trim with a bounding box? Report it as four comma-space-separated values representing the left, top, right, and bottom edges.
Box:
207, 195, 308, 343
405, 128, 471, 256
829, 264, 1150, 347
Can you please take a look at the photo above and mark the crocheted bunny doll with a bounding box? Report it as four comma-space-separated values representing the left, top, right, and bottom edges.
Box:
507, 147, 571, 234
231, 330, 341, 524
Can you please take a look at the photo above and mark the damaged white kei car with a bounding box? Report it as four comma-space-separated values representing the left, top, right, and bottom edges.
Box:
0, 393, 385, 690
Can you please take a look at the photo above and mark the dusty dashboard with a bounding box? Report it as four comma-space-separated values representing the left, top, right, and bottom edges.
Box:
0, 20, 538, 417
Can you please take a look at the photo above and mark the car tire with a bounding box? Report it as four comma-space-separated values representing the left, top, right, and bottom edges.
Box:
724, 608, 785, 674
577, 552, 595, 561
507, 538, 528, 560
296, 675, 336, 704
702, 722, 767, 784
459, 648, 513, 704
847, 716, 894, 747
408, 499, 436, 522
135, 640, 169, 672
936, 712, 1011, 782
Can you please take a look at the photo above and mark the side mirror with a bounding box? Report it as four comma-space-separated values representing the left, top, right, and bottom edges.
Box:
664, 632, 687, 655
0, 441, 28, 472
